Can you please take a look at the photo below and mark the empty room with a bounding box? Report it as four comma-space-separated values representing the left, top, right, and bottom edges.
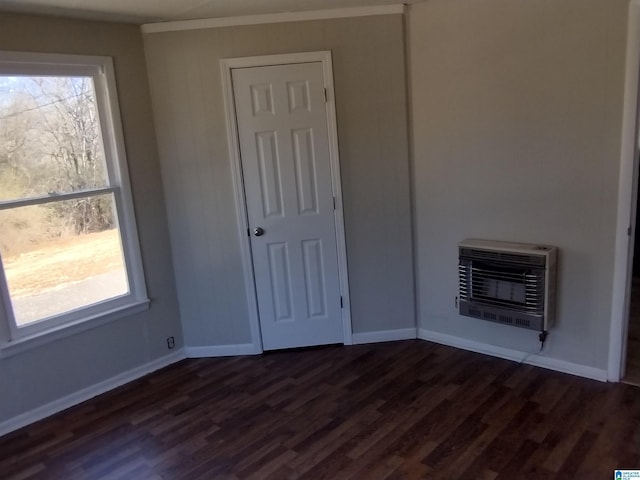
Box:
0, 0, 639, 478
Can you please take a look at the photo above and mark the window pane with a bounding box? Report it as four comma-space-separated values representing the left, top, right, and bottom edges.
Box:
0, 194, 129, 326
0, 75, 108, 202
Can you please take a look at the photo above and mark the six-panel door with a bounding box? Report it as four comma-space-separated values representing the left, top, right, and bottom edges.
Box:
232, 62, 343, 350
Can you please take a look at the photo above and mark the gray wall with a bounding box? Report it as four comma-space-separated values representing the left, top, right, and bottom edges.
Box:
143, 14, 415, 346
0, 13, 182, 424
409, 0, 628, 370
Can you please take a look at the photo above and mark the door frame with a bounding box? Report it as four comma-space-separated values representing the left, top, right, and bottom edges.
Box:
609, 0, 640, 381
220, 51, 353, 352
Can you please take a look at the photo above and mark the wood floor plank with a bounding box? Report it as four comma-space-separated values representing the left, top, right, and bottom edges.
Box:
1, 340, 639, 479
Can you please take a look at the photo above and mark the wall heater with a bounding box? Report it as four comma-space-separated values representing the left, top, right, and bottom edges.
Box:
458, 239, 557, 331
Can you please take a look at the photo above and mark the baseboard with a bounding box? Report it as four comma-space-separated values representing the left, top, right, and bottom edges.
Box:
417, 329, 607, 382
185, 343, 262, 358
351, 328, 417, 345
0, 349, 186, 438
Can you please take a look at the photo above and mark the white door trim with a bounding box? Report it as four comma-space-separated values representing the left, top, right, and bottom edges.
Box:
609, 0, 640, 382
220, 51, 353, 352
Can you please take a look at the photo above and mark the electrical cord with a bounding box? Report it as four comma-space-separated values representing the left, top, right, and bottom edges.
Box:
519, 331, 549, 365
539, 330, 548, 351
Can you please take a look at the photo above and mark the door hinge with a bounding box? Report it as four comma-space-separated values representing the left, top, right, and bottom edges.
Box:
333, 196, 336, 210
340, 296, 343, 308
628, 225, 633, 236
247, 228, 250, 237
324, 87, 328, 103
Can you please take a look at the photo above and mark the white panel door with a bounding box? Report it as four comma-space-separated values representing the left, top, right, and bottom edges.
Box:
232, 62, 343, 350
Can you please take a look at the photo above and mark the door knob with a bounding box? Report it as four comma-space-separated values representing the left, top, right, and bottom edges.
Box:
253, 227, 265, 237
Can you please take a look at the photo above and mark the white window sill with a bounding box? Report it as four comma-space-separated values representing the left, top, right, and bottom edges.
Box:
0, 299, 150, 359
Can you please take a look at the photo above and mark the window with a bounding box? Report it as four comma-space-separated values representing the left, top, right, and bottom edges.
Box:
0, 52, 147, 346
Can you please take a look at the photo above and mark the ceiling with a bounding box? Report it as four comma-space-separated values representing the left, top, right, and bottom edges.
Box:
0, 0, 416, 24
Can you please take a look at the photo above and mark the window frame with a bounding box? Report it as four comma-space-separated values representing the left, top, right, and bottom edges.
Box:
0, 51, 148, 354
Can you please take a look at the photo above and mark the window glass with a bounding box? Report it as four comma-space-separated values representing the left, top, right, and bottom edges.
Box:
0, 75, 108, 202
0, 195, 129, 326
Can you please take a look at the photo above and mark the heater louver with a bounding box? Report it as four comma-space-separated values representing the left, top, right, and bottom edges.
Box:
458, 239, 557, 331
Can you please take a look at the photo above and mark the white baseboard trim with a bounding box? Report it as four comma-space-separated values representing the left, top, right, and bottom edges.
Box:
352, 328, 417, 345
417, 329, 608, 382
0, 349, 186, 438
185, 343, 262, 358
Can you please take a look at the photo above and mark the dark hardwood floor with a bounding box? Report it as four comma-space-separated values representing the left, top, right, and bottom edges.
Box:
2, 340, 639, 479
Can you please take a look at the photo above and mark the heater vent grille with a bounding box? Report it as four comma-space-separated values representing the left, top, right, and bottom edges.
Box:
458, 239, 557, 331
